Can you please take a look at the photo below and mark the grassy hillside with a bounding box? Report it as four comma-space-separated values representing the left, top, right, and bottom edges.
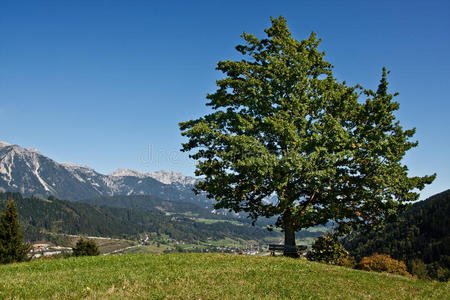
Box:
0, 254, 448, 299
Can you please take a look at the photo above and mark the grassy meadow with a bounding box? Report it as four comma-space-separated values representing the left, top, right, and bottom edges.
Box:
1, 253, 448, 299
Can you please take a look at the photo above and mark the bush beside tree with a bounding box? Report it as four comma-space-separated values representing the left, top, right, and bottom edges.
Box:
307, 233, 354, 267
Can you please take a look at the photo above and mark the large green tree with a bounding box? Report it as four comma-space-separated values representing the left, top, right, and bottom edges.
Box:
180, 16, 435, 255
0, 199, 30, 264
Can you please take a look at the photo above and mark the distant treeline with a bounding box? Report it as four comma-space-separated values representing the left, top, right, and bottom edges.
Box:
0, 192, 285, 243
343, 190, 450, 281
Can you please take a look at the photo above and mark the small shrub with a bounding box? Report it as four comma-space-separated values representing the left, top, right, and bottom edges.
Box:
356, 253, 411, 277
72, 238, 100, 257
408, 259, 428, 279
307, 233, 354, 267
338, 255, 356, 268
426, 262, 450, 282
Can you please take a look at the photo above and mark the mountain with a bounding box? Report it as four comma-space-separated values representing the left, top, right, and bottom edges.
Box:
0, 143, 107, 200
343, 189, 450, 281
0, 141, 212, 206
111, 169, 197, 186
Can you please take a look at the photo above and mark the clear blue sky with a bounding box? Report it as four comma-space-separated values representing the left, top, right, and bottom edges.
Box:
1, 0, 449, 199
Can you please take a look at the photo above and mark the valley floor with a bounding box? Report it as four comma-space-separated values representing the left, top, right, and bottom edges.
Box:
0, 253, 448, 299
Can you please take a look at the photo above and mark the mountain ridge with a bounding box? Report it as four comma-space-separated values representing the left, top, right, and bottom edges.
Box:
0, 141, 210, 206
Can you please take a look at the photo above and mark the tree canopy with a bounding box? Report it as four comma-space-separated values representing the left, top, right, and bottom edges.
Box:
179, 16, 435, 253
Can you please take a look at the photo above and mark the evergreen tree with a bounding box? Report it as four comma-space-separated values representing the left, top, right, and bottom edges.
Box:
180, 16, 435, 256
0, 199, 30, 264
72, 237, 100, 257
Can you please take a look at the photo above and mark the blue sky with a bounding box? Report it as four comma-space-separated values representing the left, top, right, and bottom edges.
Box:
1, 0, 449, 199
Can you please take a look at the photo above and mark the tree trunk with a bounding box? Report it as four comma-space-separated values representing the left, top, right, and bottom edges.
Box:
283, 211, 298, 257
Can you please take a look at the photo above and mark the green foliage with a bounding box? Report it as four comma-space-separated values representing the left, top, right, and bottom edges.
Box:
179, 16, 435, 249
306, 233, 353, 266
343, 189, 450, 281
72, 238, 100, 257
0, 199, 30, 264
356, 253, 411, 277
0, 253, 448, 299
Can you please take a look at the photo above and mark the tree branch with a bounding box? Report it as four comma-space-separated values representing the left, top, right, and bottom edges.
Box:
300, 191, 316, 214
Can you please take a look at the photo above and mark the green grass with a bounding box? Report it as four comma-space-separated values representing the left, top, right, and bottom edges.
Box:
0, 253, 448, 299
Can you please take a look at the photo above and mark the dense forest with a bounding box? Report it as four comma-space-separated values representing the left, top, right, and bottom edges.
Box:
79, 195, 224, 220
0, 192, 282, 243
343, 190, 450, 281
79, 195, 286, 227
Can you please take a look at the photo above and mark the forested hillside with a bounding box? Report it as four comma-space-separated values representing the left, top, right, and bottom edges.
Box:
79, 195, 285, 228
343, 190, 450, 281
79, 195, 219, 219
0, 192, 279, 243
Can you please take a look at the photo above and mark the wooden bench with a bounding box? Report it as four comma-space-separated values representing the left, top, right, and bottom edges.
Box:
268, 244, 307, 256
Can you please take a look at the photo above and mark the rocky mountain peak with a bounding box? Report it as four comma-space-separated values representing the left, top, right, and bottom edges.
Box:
0, 142, 42, 156
0, 141, 11, 148
110, 168, 146, 178
60, 162, 91, 170
147, 170, 197, 186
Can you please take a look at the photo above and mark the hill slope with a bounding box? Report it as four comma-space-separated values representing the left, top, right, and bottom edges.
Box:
343, 189, 450, 281
0, 253, 447, 299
